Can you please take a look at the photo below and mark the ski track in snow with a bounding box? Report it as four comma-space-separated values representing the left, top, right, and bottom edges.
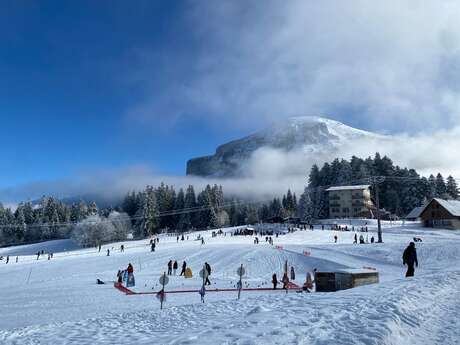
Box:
0, 222, 459, 344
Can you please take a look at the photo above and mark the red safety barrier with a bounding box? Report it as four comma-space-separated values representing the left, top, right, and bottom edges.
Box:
113, 282, 302, 295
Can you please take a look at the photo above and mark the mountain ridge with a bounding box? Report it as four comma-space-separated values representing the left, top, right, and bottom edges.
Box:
186, 116, 388, 177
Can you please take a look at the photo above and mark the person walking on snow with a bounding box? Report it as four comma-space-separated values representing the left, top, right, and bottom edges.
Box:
272, 273, 278, 290
303, 272, 313, 292
167, 260, 173, 275
290, 266, 295, 280
282, 272, 290, 289
403, 242, 418, 277
204, 262, 211, 285
173, 260, 178, 275
180, 261, 187, 276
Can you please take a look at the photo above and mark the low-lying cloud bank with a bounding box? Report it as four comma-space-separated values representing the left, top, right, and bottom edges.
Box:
1, 127, 459, 205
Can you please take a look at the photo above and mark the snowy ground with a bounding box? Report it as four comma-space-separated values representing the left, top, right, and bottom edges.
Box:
0, 221, 459, 344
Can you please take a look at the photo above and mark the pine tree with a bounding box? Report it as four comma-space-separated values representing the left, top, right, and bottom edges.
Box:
446, 176, 459, 199
174, 188, 186, 231
137, 185, 158, 238
435, 173, 447, 198
88, 201, 99, 216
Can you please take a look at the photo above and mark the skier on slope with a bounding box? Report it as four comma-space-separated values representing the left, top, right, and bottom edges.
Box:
173, 260, 178, 275
272, 273, 278, 290
204, 262, 212, 285
290, 266, 295, 280
167, 260, 173, 275
180, 261, 187, 276
151, 241, 155, 252
402, 242, 418, 277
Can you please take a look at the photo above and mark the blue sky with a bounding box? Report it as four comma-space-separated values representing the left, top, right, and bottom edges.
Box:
1, 1, 460, 201
0, 1, 246, 189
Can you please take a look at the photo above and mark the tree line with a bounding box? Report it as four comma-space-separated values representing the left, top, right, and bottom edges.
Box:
1, 152, 458, 247
0, 183, 297, 247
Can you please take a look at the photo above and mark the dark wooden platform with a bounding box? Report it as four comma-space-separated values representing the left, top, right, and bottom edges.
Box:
316, 269, 379, 292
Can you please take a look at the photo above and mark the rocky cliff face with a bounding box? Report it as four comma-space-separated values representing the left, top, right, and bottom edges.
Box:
186, 116, 385, 177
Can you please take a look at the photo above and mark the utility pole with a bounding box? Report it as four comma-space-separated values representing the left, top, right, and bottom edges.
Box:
372, 177, 384, 243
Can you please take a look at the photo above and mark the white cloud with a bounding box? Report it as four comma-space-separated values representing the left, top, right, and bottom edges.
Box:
125, 0, 460, 133
2, 125, 459, 204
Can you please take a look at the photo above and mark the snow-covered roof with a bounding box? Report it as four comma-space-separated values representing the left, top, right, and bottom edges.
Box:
325, 185, 370, 192
433, 198, 460, 216
405, 206, 425, 219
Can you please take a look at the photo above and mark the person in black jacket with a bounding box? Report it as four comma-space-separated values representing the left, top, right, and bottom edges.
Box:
180, 261, 187, 276
204, 262, 211, 285
403, 242, 418, 277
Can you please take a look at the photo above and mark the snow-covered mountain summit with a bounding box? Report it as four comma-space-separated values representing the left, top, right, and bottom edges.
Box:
186, 116, 388, 177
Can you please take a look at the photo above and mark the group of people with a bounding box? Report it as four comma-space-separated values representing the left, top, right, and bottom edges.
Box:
0, 255, 18, 264
352, 233, 375, 244
117, 263, 135, 287
272, 267, 317, 293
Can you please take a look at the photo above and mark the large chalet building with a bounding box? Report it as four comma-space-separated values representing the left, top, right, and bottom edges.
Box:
325, 185, 374, 219
408, 198, 460, 230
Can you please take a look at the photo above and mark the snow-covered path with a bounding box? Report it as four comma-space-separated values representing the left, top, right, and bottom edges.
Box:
0, 223, 459, 344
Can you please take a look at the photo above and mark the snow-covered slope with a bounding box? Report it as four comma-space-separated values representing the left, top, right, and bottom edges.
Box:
186, 116, 388, 177
0, 222, 459, 344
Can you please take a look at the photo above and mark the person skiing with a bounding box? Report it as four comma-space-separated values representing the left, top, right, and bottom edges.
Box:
354, 233, 358, 244
167, 260, 173, 275
98, 244, 101, 252
282, 272, 290, 289
201, 237, 205, 245
120, 244, 124, 253
176, 236, 179, 243
151, 241, 156, 252
107, 249, 110, 256
6, 256, 9, 264
180, 261, 187, 276
173, 260, 178, 275
334, 235, 338, 243
402, 242, 418, 277
204, 262, 211, 285
127, 263, 134, 274
272, 273, 278, 290
117, 270, 123, 283
290, 266, 295, 281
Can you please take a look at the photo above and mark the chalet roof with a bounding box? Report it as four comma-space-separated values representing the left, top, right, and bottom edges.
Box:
405, 206, 425, 219
325, 185, 370, 192
433, 198, 460, 217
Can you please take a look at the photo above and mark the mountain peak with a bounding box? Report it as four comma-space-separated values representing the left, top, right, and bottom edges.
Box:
186, 116, 386, 177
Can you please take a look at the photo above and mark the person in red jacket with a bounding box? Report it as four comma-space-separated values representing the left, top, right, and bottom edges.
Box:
127, 263, 134, 274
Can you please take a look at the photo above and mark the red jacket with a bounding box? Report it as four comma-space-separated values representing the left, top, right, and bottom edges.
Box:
127, 265, 134, 274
